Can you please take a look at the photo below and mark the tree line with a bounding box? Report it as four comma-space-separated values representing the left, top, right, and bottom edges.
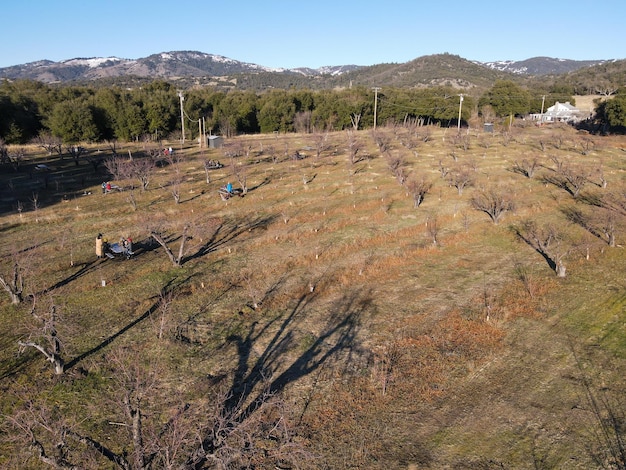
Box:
2, 77, 624, 145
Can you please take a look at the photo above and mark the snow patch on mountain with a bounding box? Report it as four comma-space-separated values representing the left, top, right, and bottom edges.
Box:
63, 57, 126, 68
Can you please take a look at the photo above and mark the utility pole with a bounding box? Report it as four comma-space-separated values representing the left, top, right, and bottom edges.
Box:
202, 116, 206, 145
457, 94, 464, 131
372, 87, 381, 130
540, 95, 546, 123
198, 118, 202, 148
178, 91, 185, 144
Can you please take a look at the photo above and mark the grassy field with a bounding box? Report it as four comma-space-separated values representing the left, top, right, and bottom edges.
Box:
1, 121, 625, 469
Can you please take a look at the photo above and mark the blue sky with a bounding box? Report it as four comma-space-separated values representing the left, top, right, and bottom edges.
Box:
1, 0, 624, 69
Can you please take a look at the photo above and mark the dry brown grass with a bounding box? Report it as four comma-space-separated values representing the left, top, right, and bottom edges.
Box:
1, 124, 626, 468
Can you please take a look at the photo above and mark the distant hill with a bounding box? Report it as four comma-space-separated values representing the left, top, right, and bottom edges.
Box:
480, 56, 607, 75
0, 51, 361, 85
0, 50, 617, 92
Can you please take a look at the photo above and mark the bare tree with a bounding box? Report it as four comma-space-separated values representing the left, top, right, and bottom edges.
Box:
447, 165, 474, 195
166, 152, 184, 204
594, 162, 608, 189
350, 113, 361, 130
240, 268, 266, 311
370, 129, 391, 153
512, 157, 540, 178
561, 164, 590, 198
230, 155, 248, 195
438, 160, 450, 179
346, 130, 362, 165
30, 191, 40, 215
150, 223, 191, 267
406, 176, 433, 208
18, 296, 65, 375
426, 213, 439, 246
515, 220, 571, 277
595, 80, 619, 98
104, 156, 129, 182
311, 129, 330, 160
385, 151, 407, 185
294, 110, 312, 134
564, 206, 618, 248
578, 136, 596, 156
544, 163, 589, 198
33, 132, 63, 157
0, 256, 25, 304
4, 394, 85, 469
471, 187, 515, 224
130, 157, 156, 191
66, 145, 86, 166
154, 288, 175, 340
264, 144, 279, 164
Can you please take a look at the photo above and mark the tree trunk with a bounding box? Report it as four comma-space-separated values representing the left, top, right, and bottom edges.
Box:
18, 341, 65, 375
0, 263, 24, 304
556, 261, 567, 278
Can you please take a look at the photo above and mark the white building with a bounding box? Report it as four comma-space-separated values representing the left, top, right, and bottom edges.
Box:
530, 101, 582, 123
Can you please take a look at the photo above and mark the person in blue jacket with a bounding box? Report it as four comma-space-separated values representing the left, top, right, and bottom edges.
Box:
226, 182, 233, 194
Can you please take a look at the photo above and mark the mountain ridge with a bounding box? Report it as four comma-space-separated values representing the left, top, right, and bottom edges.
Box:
0, 51, 614, 92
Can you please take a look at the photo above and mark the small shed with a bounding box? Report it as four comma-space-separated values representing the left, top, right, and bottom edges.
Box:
208, 135, 224, 149
483, 123, 494, 133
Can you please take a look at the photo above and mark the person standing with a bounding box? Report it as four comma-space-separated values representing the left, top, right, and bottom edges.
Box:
96, 234, 104, 258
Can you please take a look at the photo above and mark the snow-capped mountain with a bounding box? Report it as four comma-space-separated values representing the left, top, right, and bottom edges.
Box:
479, 56, 607, 75
0, 51, 360, 83
0, 51, 611, 85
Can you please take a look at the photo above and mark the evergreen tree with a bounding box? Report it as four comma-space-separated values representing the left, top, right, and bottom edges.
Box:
479, 80, 531, 118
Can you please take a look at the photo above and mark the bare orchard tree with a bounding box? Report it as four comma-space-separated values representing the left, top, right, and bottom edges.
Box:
564, 206, 618, 248
514, 220, 571, 277
384, 150, 408, 185
0, 255, 25, 304
346, 130, 362, 165
406, 176, 433, 208
104, 156, 129, 183
18, 295, 66, 375
264, 144, 279, 164
471, 187, 516, 224
32, 132, 63, 157
150, 223, 191, 268
230, 154, 248, 194
599, 188, 626, 216
294, 110, 312, 134
130, 157, 156, 191
311, 128, 330, 160
512, 157, 540, 179
543, 162, 589, 198
447, 164, 474, 195
350, 113, 361, 130
165, 152, 184, 204
66, 145, 86, 166
4, 392, 84, 469
560, 164, 590, 198
370, 128, 391, 154
426, 213, 440, 246
147, 216, 218, 267
6, 345, 207, 469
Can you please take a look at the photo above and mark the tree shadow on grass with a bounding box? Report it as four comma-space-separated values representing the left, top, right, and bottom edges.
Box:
191, 286, 370, 466
64, 278, 183, 372
42, 259, 103, 293
512, 226, 558, 272
186, 215, 277, 262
